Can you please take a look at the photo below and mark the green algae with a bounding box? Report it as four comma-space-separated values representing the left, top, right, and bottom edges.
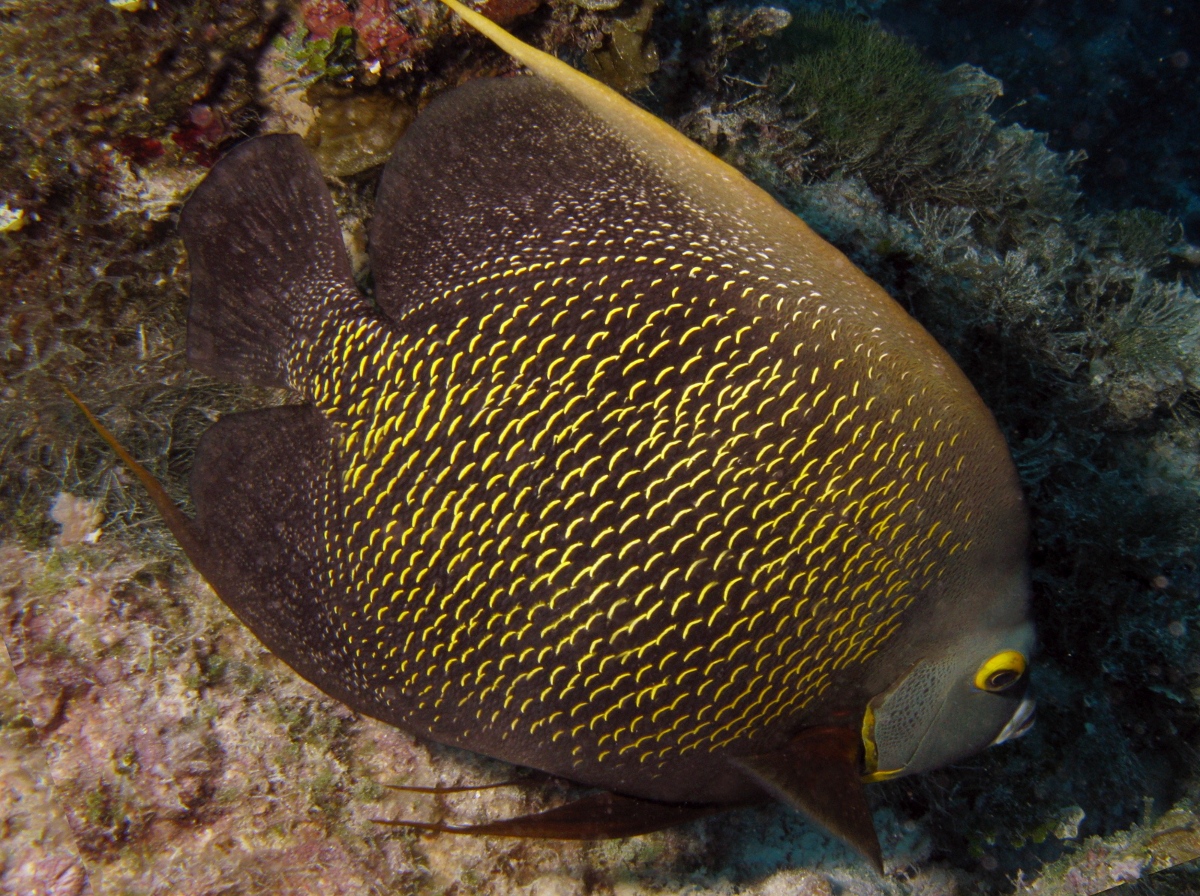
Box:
775, 13, 974, 205
776, 13, 956, 191
305, 24, 361, 84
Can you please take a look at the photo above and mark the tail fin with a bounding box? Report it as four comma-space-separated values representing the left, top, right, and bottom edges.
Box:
180, 134, 359, 388
62, 387, 204, 564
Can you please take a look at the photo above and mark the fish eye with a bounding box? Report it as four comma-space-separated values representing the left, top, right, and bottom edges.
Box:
974, 650, 1027, 692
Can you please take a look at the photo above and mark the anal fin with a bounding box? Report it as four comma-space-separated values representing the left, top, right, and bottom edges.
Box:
64, 387, 204, 563
733, 727, 883, 873
66, 390, 366, 712
188, 403, 362, 708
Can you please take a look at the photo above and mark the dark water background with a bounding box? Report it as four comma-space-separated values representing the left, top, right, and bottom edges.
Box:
872, 0, 1200, 241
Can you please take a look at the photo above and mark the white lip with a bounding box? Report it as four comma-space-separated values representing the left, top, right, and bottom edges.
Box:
991, 696, 1037, 746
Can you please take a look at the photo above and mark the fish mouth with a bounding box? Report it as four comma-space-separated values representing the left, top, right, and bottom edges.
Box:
991, 695, 1037, 746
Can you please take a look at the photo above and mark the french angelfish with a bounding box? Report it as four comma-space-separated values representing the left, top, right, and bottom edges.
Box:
81, 0, 1037, 871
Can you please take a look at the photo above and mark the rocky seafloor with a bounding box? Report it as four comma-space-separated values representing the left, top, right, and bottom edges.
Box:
2, 1, 1199, 894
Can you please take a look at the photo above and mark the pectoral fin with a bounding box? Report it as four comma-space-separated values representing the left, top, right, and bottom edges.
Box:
732, 726, 883, 873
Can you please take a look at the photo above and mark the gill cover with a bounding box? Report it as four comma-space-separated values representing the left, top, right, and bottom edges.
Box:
863, 625, 1036, 781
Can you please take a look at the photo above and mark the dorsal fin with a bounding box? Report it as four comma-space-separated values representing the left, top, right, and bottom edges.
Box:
428, 0, 944, 366
370, 75, 673, 317
433, 0, 770, 209
433, 1, 832, 262
180, 134, 361, 388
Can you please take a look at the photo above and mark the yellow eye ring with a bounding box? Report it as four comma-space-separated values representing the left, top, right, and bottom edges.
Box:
975, 650, 1027, 692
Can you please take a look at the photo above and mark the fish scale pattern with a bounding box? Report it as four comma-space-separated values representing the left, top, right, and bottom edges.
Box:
284, 209, 974, 777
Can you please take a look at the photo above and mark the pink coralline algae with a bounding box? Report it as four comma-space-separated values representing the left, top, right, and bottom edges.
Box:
170, 105, 230, 167
478, 0, 543, 26
302, 0, 353, 40
301, 0, 413, 69
354, 0, 412, 68
114, 136, 165, 167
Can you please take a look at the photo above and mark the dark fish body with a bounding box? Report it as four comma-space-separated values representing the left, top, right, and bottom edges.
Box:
121, 0, 1035, 866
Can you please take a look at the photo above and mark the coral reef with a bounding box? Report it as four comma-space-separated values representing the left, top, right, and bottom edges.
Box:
0, 544, 956, 893
1014, 794, 1200, 894
672, 5, 1200, 890
1, 1, 1198, 894
0, 544, 443, 894
0, 636, 92, 895
585, 0, 662, 93
853, 0, 1200, 242
304, 86, 417, 176
0, 0, 285, 557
